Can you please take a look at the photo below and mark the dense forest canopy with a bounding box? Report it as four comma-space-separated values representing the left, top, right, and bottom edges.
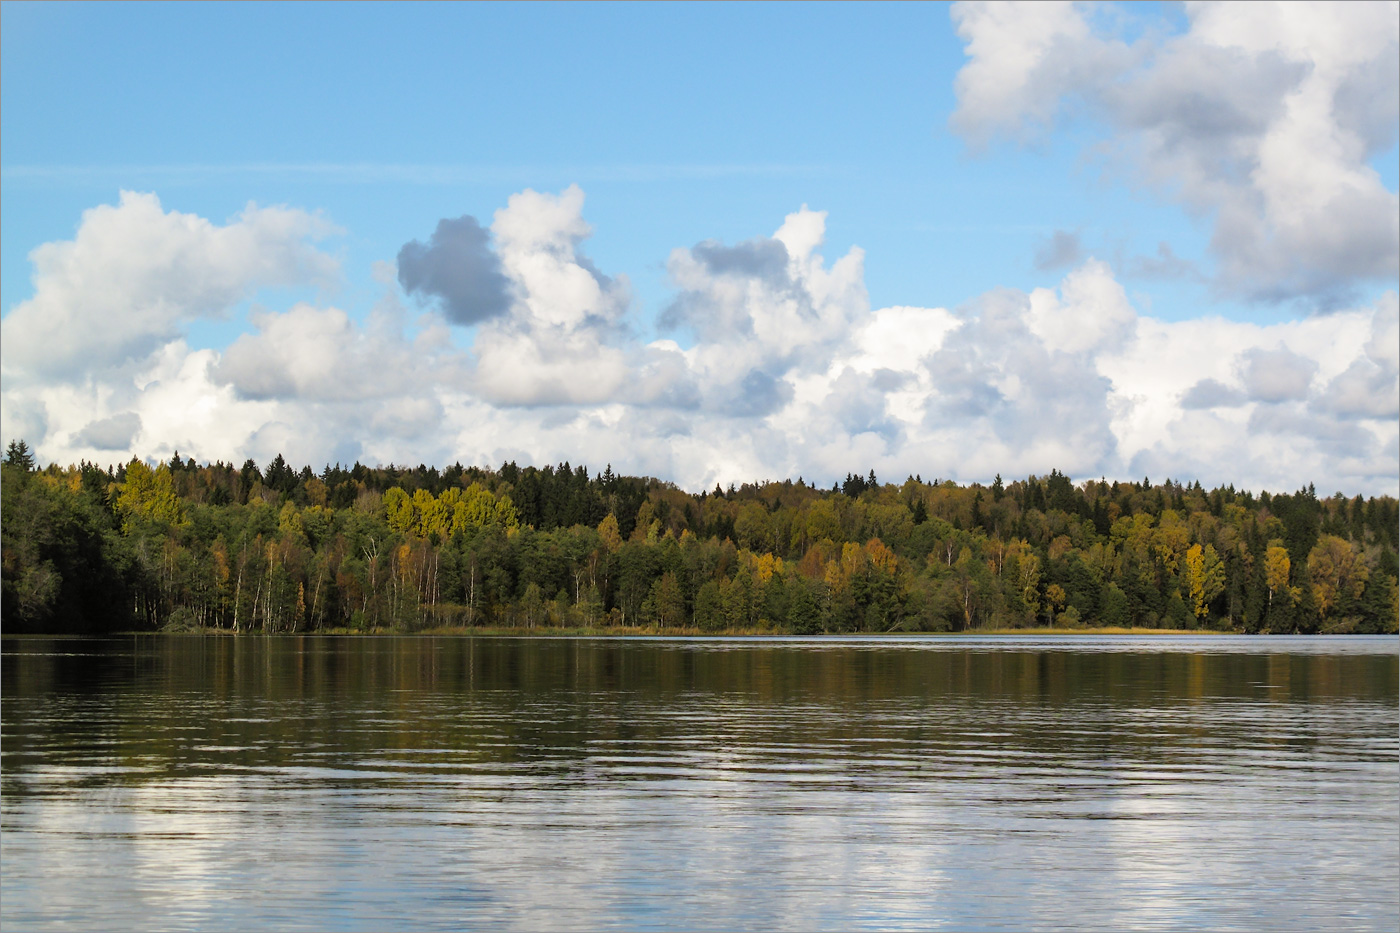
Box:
2, 439, 1396, 635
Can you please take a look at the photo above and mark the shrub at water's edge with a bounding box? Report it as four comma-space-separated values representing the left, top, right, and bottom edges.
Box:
3, 443, 1397, 636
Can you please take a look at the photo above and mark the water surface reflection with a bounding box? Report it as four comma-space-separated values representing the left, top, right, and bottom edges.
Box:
3, 636, 1396, 931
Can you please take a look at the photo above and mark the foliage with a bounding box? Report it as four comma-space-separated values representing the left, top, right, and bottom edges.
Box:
3, 442, 1397, 635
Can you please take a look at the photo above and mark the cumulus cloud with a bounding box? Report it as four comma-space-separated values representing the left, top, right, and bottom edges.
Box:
664, 206, 870, 418
4, 189, 1397, 496
397, 215, 512, 325
0, 191, 339, 384
950, 0, 1400, 303
463, 185, 635, 407
214, 303, 424, 402
1314, 292, 1400, 419
922, 282, 1120, 477
950, 0, 1132, 145
1026, 258, 1137, 355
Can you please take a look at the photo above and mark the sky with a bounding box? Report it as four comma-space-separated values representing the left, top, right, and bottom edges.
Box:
2, 1, 1397, 496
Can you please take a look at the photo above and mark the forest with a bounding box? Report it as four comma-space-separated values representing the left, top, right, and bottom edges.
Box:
2, 439, 1396, 636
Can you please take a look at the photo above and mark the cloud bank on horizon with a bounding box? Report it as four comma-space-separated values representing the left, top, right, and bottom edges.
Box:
1, 1, 1397, 495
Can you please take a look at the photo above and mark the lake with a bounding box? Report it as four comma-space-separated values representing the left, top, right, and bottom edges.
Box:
2, 634, 1396, 931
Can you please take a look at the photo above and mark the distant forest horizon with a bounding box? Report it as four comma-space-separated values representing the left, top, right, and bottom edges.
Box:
4, 439, 1397, 637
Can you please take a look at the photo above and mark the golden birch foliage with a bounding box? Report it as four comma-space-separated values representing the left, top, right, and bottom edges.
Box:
840, 541, 864, 580
823, 545, 861, 598
384, 487, 415, 534
414, 489, 449, 539
597, 513, 623, 553
278, 502, 306, 543
1013, 545, 1041, 610
383, 485, 520, 538
1307, 534, 1368, 617
304, 477, 328, 508
490, 491, 518, 528
1111, 513, 1156, 565
754, 552, 783, 584
115, 460, 185, 530
864, 538, 900, 577
446, 483, 519, 532
1154, 510, 1190, 574
1184, 543, 1226, 619
1083, 540, 1119, 582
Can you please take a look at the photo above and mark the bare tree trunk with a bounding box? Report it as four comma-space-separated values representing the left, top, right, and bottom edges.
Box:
233, 540, 246, 633
311, 564, 324, 631
467, 561, 477, 625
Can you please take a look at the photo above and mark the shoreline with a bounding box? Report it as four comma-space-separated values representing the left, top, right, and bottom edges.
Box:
7, 626, 1370, 639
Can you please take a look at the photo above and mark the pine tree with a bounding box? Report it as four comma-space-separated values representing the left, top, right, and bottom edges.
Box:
4, 439, 35, 471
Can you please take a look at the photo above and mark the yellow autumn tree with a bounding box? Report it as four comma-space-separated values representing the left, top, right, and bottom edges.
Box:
1264, 544, 1291, 607
754, 551, 784, 584
448, 483, 519, 532
1183, 543, 1226, 619
1153, 510, 1190, 575
597, 512, 623, 553
278, 501, 307, 544
384, 487, 415, 534
1307, 534, 1368, 618
413, 488, 448, 539
1006, 539, 1041, 612
115, 460, 185, 531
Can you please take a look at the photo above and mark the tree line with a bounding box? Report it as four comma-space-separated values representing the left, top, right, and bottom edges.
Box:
2, 439, 1396, 635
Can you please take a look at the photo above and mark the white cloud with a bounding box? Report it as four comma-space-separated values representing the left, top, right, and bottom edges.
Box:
1101, 292, 1394, 490
0, 191, 340, 384
665, 205, 870, 418
950, 1, 1130, 144
950, 0, 1400, 303
1026, 258, 1137, 354
469, 185, 633, 406
4, 191, 1396, 496
1315, 292, 1400, 419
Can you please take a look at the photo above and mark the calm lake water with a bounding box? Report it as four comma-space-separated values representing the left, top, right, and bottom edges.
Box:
2, 635, 1396, 931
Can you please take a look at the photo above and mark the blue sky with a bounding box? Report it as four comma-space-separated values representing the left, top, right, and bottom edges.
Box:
0, 1, 1241, 326
2, 2, 1397, 494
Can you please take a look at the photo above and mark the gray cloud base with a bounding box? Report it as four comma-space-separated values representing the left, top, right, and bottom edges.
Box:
1034, 230, 1084, 271
76, 412, 142, 450
397, 215, 512, 325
